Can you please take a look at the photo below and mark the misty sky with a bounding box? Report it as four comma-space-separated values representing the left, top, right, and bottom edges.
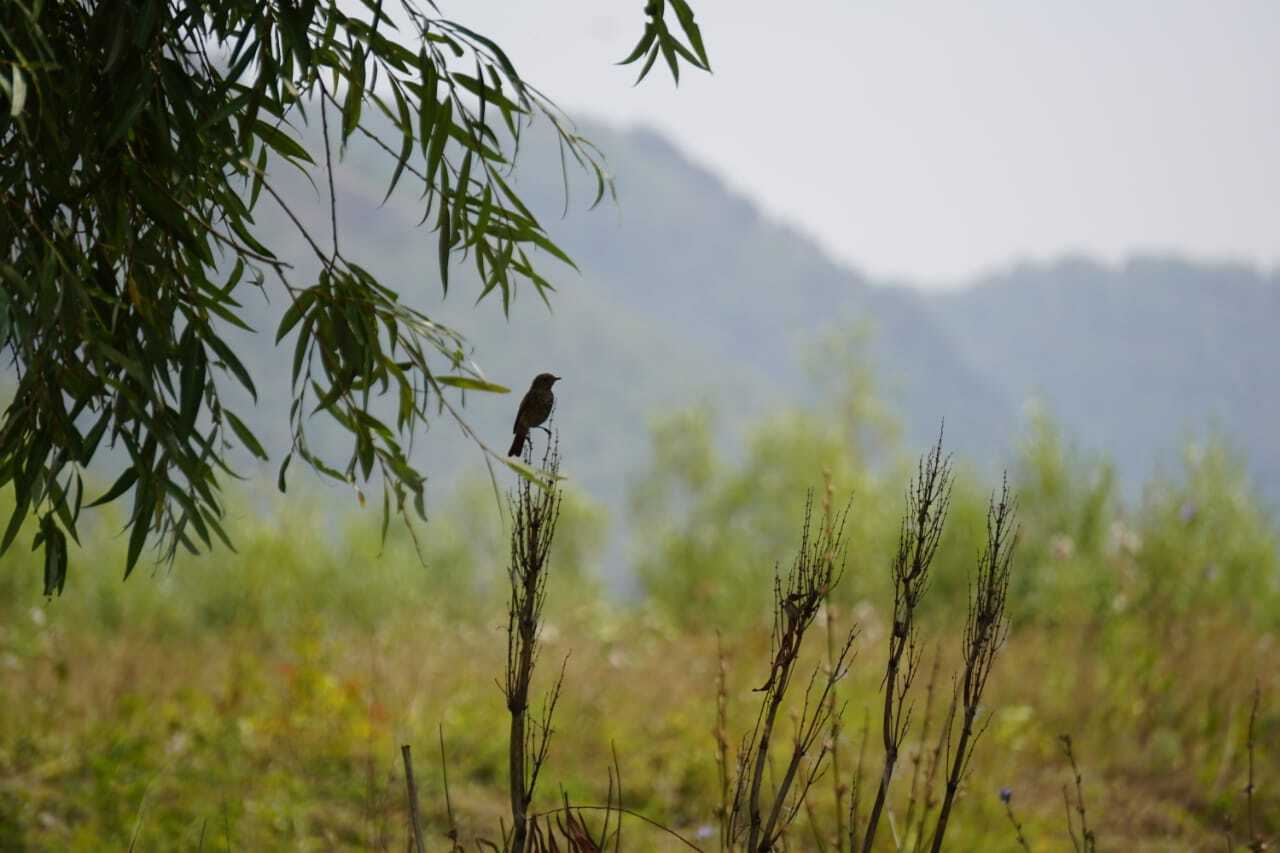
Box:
450, 2, 1280, 288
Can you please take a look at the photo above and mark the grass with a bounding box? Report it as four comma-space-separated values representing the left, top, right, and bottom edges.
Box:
1, 590, 1273, 850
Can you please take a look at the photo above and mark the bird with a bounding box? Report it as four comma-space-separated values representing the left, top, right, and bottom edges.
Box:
507, 373, 560, 457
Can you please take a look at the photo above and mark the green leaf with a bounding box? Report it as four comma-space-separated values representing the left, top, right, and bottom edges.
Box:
434, 375, 509, 394
310, 378, 346, 416
0, 496, 29, 557
166, 483, 211, 548
135, 184, 204, 260
342, 44, 366, 139
276, 289, 315, 343
253, 119, 314, 164
249, 144, 269, 208
39, 515, 68, 597
47, 476, 80, 547
454, 74, 524, 115
224, 410, 268, 461
413, 486, 427, 521
503, 456, 562, 490
436, 173, 452, 293
453, 149, 473, 232
619, 23, 657, 65
417, 50, 439, 152
669, 0, 710, 68
440, 20, 526, 92
659, 31, 680, 84
291, 312, 315, 386
277, 452, 292, 493
179, 336, 206, 430
94, 342, 148, 387
668, 37, 703, 70
123, 474, 157, 579
80, 410, 111, 464
87, 467, 140, 508
383, 81, 415, 204
528, 231, 577, 270
379, 486, 391, 545
124, 510, 150, 579
357, 435, 375, 480
634, 43, 661, 84
278, 2, 314, 70
206, 331, 258, 401
425, 97, 452, 186
104, 76, 153, 146
133, 0, 160, 46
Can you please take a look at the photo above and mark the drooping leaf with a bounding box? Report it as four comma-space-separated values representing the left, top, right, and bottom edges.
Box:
8, 67, 27, 117
434, 375, 510, 394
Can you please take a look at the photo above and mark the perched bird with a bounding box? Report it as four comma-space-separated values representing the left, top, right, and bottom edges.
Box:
508, 373, 560, 457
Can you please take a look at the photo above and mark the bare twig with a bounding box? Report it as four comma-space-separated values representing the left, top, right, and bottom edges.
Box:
729, 492, 857, 852
1002, 790, 1032, 852
848, 710, 870, 853
504, 438, 565, 853
820, 470, 848, 853
1057, 735, 1096, 853
902, 649, 942, 850
611, 742, 624, 852
1244, 682, 1266, 853
863, 430, 953, 853
401, 744, 426, 853
928, 477, 1018, 852
714, 631, 733, 852
439, 725, 462, 851
1062, 785, 1080, 853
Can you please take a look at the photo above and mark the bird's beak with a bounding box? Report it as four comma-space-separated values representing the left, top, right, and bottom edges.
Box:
552, 375, 561, 383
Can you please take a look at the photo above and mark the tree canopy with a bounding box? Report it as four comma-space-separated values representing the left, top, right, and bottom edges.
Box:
0, 0, 710, 594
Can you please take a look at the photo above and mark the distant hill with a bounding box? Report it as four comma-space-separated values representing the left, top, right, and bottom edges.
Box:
928, 255, 1280, 501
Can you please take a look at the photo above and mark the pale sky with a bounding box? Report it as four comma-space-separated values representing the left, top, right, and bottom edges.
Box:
449, 1, 1280, 287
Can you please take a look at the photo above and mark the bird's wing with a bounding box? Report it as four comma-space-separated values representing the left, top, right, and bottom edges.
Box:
513, 392, 534, 432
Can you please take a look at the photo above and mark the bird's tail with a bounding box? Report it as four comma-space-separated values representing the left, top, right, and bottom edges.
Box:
507, 428, 527, 458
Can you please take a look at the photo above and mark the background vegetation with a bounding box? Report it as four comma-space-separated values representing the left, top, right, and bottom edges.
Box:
1, 371, 1275, 849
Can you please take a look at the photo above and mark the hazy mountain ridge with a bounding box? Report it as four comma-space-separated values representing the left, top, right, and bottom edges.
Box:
928, 255, 1280, 500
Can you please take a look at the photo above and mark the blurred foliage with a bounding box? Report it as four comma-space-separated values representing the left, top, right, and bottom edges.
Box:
0, 470, 607, 637
0, 0, 708, 591
631, 372, 1279, 638
628, 351, 985, 629
1007, 406, 1280, 630
1, 357, 1278, 848
1135, 435, 1280, 624
629, 401, 899, 627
